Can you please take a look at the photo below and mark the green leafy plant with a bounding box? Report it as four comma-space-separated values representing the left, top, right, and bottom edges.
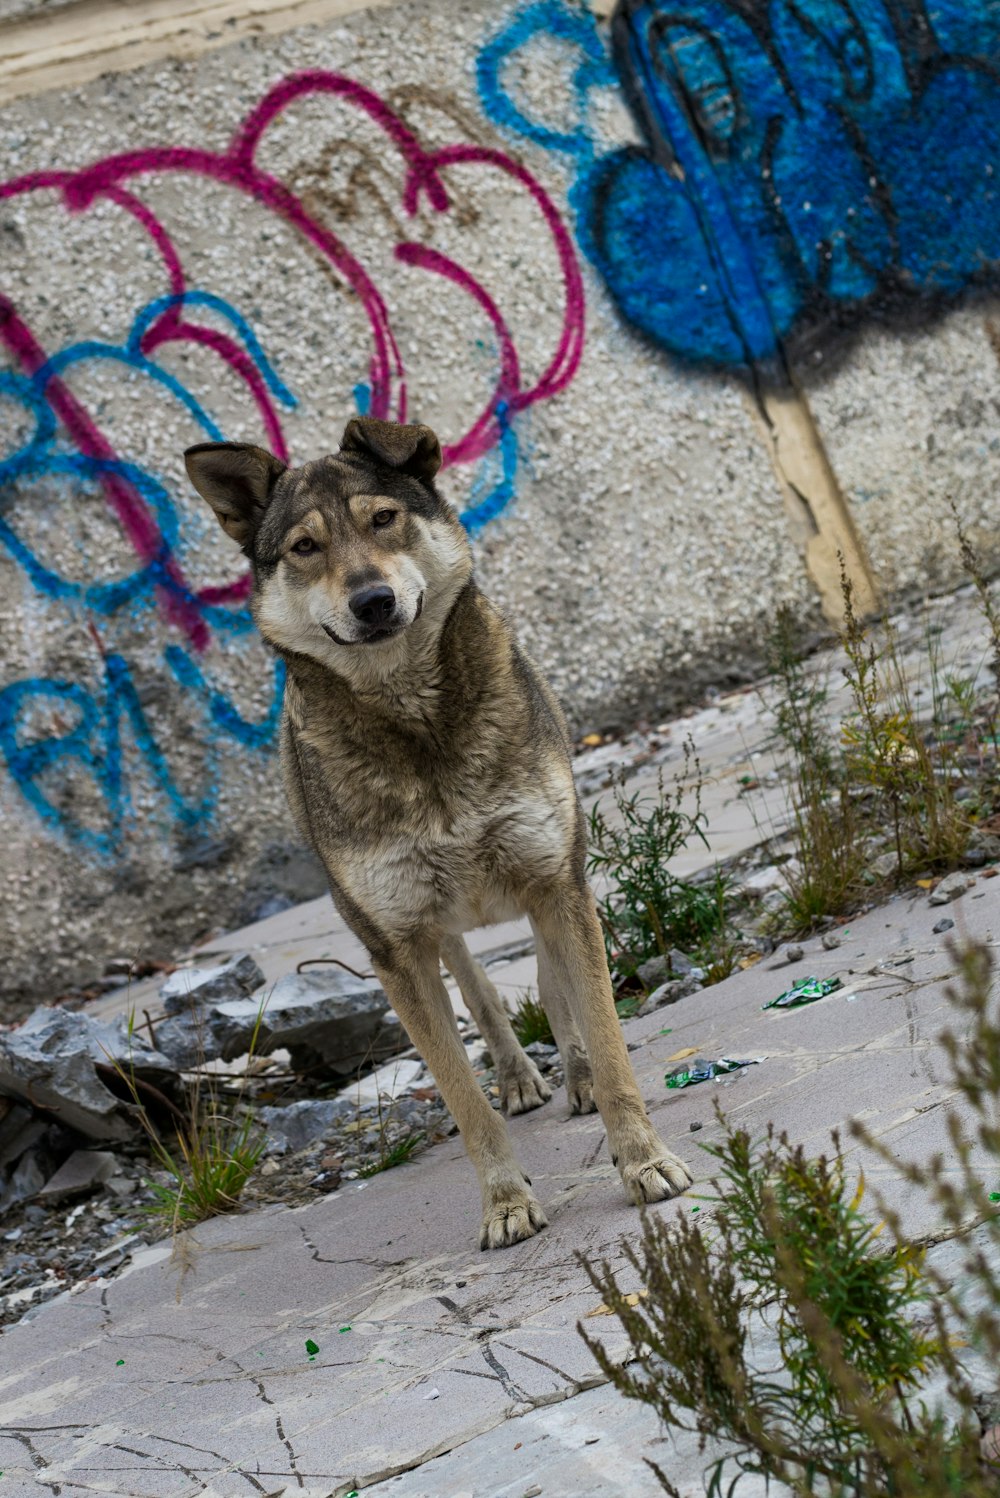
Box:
587, 750, 730, 986
579, 937, 1000, 1497
765, 604, 868, 930
840, 565, 971, 878
510, 989, 555, 1047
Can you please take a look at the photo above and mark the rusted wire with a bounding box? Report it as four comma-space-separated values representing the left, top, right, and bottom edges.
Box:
295, 955, 375, 980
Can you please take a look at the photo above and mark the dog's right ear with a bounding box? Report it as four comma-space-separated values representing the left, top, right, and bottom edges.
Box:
184, 442, 286, 546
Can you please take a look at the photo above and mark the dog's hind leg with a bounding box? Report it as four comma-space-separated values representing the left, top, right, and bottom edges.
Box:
532, 934, 596, 1116
527, 881, 693, 1205
439, 935, 551, 1116
372, 936, 548, 1249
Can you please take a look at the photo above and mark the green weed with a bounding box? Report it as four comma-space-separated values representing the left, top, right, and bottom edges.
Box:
587, 750, 730, 986
510, 989, 555, 1047
579, 936, 1000, 1498
358, 1131, 424, 1177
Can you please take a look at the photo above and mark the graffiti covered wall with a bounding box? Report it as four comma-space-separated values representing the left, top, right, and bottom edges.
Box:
1, 0, 998, 1004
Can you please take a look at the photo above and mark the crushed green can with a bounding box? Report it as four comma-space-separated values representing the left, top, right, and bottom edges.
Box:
763, 975, 842, 1011
666, 1056, 765, 1088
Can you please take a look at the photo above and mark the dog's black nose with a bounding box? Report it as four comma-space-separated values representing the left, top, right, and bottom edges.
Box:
349, 584, 396, 625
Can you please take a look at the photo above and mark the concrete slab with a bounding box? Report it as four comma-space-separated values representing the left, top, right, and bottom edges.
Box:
1, 875, 993, 1495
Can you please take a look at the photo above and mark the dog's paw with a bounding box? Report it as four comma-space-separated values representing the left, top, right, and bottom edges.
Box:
498, 1057, 552, 1116
620, 1148, 693, 1205
479, 1187, 548, 1250
565, 1054, 597, 1115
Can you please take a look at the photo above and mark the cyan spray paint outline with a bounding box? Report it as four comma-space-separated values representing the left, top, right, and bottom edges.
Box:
0, 68, 585, 854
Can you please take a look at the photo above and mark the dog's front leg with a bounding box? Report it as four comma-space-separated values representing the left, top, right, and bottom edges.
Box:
439, 935, 551, 1116
528, 883, 693, 1205
372, 938, 548, 1250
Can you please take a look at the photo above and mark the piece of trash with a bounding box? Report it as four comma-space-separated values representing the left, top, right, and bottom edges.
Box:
666, 1057, 766, 1088
665, 1046, 700, 1062
338, 1325, 352, 1334
692, 1205, 700, 1212
305, 1339, 319, 1358
763, 975, 842, 1010
933, 918, 955, 934
990, 1192, 1000, 1203
116, 1359, 125, 1366
585, 1290, 647, 1318
424, 1387, 440, 1400
658, 1028, 673, 1035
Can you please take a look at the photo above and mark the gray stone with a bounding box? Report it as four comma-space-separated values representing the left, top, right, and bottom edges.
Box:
933, 917, 955, 935
741, 864, 789, 899
0, 1150, 45, 1215
784, 944, 805, 963
159, 953, 265, 1014
37, 1150, 116, 1201
639, 975, 702, 1013
151, 1014, 222, 1070
869, 851, 899, 880
963, 846, 989, 868
635, 955, 669, 989
668, 947, 696, 975
0, 1007, 174, 1141
929, 872, 976, 906
821, 931, 841, 950
0, 1103, 46, 1169
258, 1098, 357, 1156
209, 969, 404, 1074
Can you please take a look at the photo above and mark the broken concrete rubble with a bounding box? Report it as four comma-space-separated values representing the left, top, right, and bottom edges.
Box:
258, 1098, 357, 1155
0, 1007, 174, 1141
929, 871, 977, 906
159, 952, 265, 1013
37, 1149, 116, 1202
153, 966, 406, 1077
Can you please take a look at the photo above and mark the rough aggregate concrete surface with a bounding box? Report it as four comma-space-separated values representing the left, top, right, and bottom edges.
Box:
3, 0, 1000, 1006
0, 0, 822, 1005
1, 872, 997, 1496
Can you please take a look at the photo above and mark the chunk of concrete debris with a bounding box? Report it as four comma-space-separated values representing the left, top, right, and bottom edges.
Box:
638, 975, 702, 1014
209, 969, 405, 1075
259, 1098, 357, 1155
160, 952, 265, 1013
38, 1150, 116, 1202
0, 1008, 174, 1141
636, 948, 698, 988
741, 863, 797, 900
0, 1151, 45, 1215
154, 967, 405, 1076
929, 872, 976, 906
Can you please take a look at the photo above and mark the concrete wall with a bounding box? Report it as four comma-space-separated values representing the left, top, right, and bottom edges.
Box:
1, 0, 998, 1006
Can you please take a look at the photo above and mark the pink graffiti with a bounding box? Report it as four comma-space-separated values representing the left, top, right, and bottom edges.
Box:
0, 70, 585, 648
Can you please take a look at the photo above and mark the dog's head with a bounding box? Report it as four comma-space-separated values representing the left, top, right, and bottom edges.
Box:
185, 419, 472, 670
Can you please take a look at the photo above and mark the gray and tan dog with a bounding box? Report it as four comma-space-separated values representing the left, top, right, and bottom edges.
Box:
185, 418, 692, 1249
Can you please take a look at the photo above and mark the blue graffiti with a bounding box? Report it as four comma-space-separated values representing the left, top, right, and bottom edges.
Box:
479, 0, 1000, 366
0, 289, 292, 855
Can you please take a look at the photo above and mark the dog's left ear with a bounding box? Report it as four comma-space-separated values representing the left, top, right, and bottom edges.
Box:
340, 418, 442, 482
184, 441, 286, 547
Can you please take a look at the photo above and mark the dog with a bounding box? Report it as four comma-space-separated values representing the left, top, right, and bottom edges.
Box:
184, 418, 692, 1248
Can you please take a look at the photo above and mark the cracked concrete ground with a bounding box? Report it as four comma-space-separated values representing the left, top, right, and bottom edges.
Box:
2, 870, 996, 1496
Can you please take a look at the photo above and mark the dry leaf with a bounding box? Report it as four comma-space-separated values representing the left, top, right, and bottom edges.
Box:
915, 878, 934, 889
581, 732, 603, 747
738, 954, 762, 971
585, 1290, 647, 1318
666, 1046, 700, 1062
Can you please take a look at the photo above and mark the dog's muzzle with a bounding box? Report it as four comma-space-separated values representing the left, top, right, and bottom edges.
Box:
323, 590, 423, 646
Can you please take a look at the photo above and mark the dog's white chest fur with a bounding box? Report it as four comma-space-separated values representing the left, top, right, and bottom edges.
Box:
338, 781, 575, 936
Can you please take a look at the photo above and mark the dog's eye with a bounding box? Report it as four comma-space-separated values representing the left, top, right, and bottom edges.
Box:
291, 537, 318, 555
372, 509, 396, 529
